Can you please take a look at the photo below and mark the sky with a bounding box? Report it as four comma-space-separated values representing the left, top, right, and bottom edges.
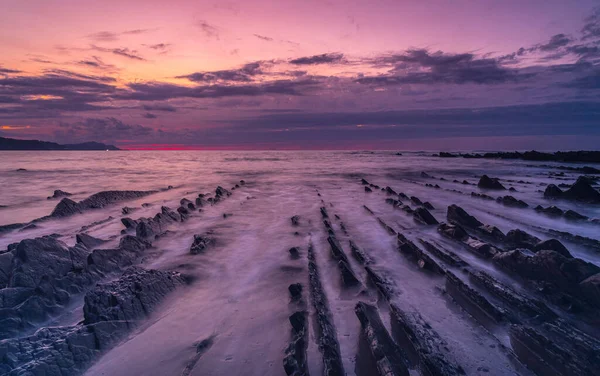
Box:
1, 0, 600, 150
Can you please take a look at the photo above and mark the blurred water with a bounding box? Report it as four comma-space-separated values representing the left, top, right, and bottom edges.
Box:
1, 150, 599, 375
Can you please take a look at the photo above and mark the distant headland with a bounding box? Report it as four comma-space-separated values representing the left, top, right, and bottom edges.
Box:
0, 136, 120, 151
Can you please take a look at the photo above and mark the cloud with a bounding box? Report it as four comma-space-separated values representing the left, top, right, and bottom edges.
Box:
87, 29, 155, 42
142, 104, 177, 112
143, 112, 157, 119
55, 117, 156, 143
197, 20, 219, 39
87, 31, 119, 42
289, 53, 345, 65
358, 49, 528, 85
539, 34, 572, 51
582, 7, 600, 40
177, 61, 264, 83
76, 56, 118, 71
0, 66, 21, 75
118, 78, 320, 101
145, 43, 171, 50
91, 45, 146, 61
253, 34, 274, 42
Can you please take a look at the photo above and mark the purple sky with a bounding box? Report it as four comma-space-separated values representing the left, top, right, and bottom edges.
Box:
1, 0, 600, 150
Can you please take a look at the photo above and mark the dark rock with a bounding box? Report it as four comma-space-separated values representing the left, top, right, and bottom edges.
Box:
320, 207, 329, 219
509, 187, 517, 192
510, 325, 595, 376
533, 239, 573, 258
47, 189, 72, 199
289, 246, 300, 259
385, 186, 398, 195
288, 283, 303, 301
365, 266, 395, 300
76, 233, 107, 249
544, 184, 564, 199
397, 234, 444, 274
215, 186, 231, 197
446, 271, 505, 325
580, 273, 600, 308
361, 178, 369, 185
190, 234, 216, 254
306, 244, 345, 376
496, 195, 528, 208
180, 198, 195, 210
505, 229, 541, 249
83, 267, 185, 324
389, 304, 464, 376
410, 196, 423, 205
121, 206, 135, 215
291, 215, 300, 226
349, 240, 370, 265
535, 205, 564, 216
365, 186, 372, 192
51, 190, 156, 218
121, 217, 138, 229
418, 239, 467, 267
447, 205, 504, 240
423, 201, 434, 210
467, 270, 556, 320
355, 302, 409, 376
564, 210, 588, 220
283, 310, 309, 376
412, 207, 439, 225
447, 204, 482, 228
437, 223, 469, 241
477, 175, 506, 190
439, 152, 457, 158
562, 176, 600, 203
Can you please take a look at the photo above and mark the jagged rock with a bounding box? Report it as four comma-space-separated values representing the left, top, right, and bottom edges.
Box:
437, 223, 469, 241
190, 234, 216, 254
447, 204, 482, 228
289, 246, 300, 259
419, 239, 468, 267
421, 171, 431, 178
423, 201, 434, 210
365, 186, 372, 192
580, 273, 600, 308
135, 206, 181, 239
51, 190, 157, 218
355, 302, 409, 376
544, 184, 564, 199
306, 244, 345, 376
385, 186, 398, 195
288, 283, 303, 301
412, 207, 439, 225
535, 205, 564, 216
121, 206, 135, 215
361, 178, 369, 185
464, 238, 499, 258
533, 239, 573, 258
496, 195, 528, 208
349, 240, 370, 265
240, 180, 245, 185
47, 189, 72, 199
564, 210, 588, 220
365, 266, 395, 300
121, 217, 138, 229
446, 272, 505, 325
397, 234, 445, 274
283, 311, 309, 376
447, 205, 504, 240
562, 176, 600, 203
291, 215, 300, 226
510, 325, 596, 376
83, 267, 185, 324
410, 196, 423, 205
477, 175, 506, 190
76, 233, 107, 249
215, 186, 231, 198
467, 270, 556, 320
505, 229, 541, 249
180, 198, 195, 210
493, 249, 599, 287
389, 304, 464, 376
